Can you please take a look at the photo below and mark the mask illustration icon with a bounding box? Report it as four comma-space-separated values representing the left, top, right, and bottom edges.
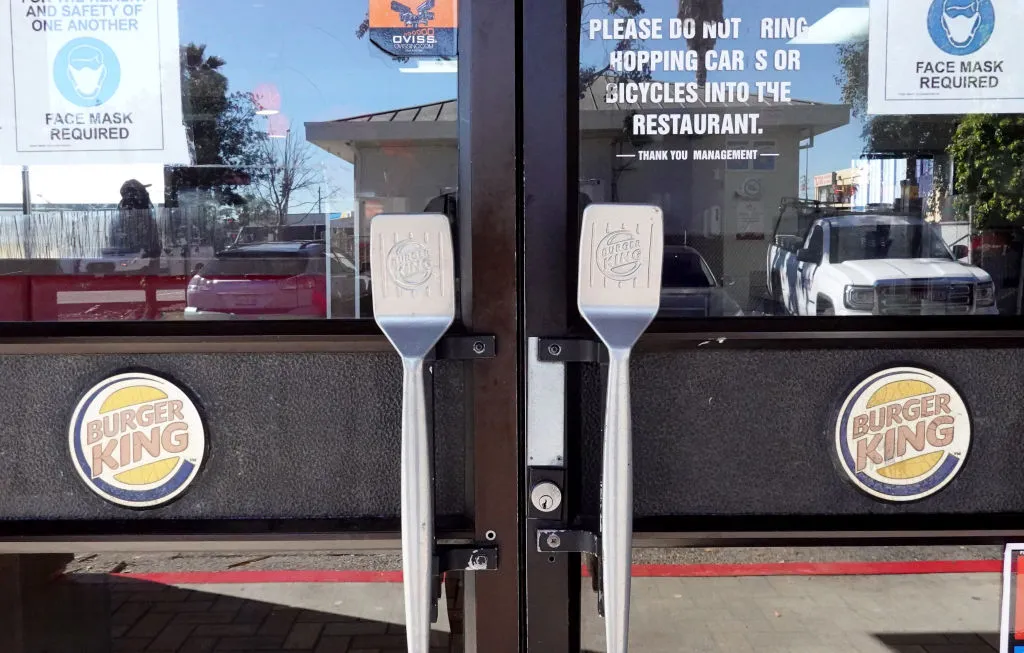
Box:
67, 44, 107, 100
941, 0, 982, 47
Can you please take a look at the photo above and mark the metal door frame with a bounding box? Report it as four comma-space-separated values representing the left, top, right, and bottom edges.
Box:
519, 0, 1024, 649
0, 0, 521, 650
522, 0, 582, 650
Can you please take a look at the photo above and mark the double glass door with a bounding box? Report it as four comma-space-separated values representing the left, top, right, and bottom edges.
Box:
4, 0, 1024, 651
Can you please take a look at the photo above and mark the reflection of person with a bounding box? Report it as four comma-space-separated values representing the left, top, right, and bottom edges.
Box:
115, 179, 162, 259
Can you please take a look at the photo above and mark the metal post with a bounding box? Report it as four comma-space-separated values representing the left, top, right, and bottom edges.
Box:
458, 0, 520, 648
324, 209, 332, 319
20, 166, 30, 216
354, 209, 361, 319
21, 166, 32, 259
523, 0, 581, 650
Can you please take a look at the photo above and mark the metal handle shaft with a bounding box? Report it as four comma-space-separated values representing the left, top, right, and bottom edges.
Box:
401, 356, 432, 653
602, 347, 633, 653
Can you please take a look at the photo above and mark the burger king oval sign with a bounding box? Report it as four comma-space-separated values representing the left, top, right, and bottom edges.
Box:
835, 367, 970, 502
69, 372, 206, 508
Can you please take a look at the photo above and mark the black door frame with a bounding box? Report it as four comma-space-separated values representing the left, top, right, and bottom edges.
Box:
518, 1, 1024, 650
522, 0, 583, 651
0, 0, 521, 650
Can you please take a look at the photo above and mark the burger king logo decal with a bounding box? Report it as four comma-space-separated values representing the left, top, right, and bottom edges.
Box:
836, 367, 970, 502
69, 372, 206, 508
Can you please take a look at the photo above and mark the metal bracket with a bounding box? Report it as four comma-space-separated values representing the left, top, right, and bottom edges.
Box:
537, 529, 599, 555
437, 543, 499, 572
537, 530, 604, 616
435, 335, 496, 360
430, 543, 499, 623
536, 338, 604, 363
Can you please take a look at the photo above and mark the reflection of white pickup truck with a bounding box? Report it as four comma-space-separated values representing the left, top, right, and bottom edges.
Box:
766, 214, 997, 316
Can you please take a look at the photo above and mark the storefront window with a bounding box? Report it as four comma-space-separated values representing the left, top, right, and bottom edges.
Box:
580, 0, 1023, 318
0, 0, 458, 322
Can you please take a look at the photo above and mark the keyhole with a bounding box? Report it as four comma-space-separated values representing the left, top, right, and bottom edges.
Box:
539, 495, 552, 510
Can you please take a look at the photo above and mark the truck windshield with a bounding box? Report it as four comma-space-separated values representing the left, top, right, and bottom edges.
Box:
830, 223, 953, 264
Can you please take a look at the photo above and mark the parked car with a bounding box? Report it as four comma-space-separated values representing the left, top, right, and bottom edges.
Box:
185, 241, 369, 320
766, 213, 997, 316
660, 245, 744, 318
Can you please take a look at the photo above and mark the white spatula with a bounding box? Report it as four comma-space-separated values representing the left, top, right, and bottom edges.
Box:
370, 213, 456, 653
578, 204, 664, 653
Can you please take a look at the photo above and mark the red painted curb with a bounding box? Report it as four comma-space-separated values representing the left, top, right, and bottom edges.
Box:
599, 559, 1003, 578
116, 559, 1002, 585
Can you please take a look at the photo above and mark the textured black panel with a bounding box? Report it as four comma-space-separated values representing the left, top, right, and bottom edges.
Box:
580, 349, 1024, 517
0, 354, 465, 520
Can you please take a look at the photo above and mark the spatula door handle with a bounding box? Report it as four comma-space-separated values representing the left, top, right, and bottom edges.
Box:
602, 347, 633, 653
401, 356, 432, 653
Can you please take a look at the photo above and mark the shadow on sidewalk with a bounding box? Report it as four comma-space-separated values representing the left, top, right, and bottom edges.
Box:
875, 632, 999, 652
19, 573, 454, 653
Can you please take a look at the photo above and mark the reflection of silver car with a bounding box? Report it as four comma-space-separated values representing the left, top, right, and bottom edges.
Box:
660, 246, 744, 318
184, 241, 369, 320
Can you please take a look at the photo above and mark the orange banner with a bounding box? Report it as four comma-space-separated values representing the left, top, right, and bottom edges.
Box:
369, 0, 457, 30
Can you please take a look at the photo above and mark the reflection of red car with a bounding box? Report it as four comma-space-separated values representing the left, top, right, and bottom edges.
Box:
185, 241, 368, 320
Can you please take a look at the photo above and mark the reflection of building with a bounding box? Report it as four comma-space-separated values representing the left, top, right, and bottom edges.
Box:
306, 79, 850, 310
305, 100, 459, 237
813, 168, 862, 207
815, 159, 946, 218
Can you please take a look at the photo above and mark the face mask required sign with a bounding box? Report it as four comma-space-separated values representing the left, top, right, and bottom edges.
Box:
0, 0, 188, 165
868, 0, 1024, 115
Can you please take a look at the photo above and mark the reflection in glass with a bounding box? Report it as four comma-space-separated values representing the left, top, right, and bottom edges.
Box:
580, 0, 1024, 318
0, 1, 457, 322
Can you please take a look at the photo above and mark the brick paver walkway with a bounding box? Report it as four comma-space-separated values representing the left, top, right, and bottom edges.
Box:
25, 575, 453, 653
19, 570, 1003, 652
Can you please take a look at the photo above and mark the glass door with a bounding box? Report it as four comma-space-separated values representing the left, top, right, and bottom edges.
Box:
522, 0, 1024, 651
0, 0, 519, 651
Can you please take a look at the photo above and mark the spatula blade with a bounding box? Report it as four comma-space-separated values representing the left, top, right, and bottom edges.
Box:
370, 213, 456, 358
577, 204, 664, 349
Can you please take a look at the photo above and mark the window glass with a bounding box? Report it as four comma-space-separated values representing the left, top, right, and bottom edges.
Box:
806, 225, 824, 262
0, 0, 458, 322
581, 0, 1018, 317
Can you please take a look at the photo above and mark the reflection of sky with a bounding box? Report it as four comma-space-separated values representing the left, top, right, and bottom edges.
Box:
581, 0, 870, 182
6, 0, 883, 207
2, 0, 457, 210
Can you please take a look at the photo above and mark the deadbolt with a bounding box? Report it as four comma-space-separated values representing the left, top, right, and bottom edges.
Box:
531, 482, 562, 513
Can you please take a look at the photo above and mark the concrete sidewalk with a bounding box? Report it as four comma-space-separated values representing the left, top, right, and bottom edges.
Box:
15, 570, 1003, 652
582, 573, 1000, 653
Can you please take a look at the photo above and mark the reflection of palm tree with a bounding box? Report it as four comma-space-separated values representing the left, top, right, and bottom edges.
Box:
678, 0, 724, 87
182, 44, 226, 81
180, 44, 228, 166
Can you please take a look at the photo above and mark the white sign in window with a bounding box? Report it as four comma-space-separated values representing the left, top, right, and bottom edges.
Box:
868, 0, 1024, 115
0, 0, 188, 165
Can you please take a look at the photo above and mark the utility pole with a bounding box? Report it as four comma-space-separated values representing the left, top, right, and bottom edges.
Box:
21, 165, 33, 259
21, 166, 30, 215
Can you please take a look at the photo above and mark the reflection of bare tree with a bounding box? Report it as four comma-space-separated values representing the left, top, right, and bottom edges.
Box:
251, 131, 321, 226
